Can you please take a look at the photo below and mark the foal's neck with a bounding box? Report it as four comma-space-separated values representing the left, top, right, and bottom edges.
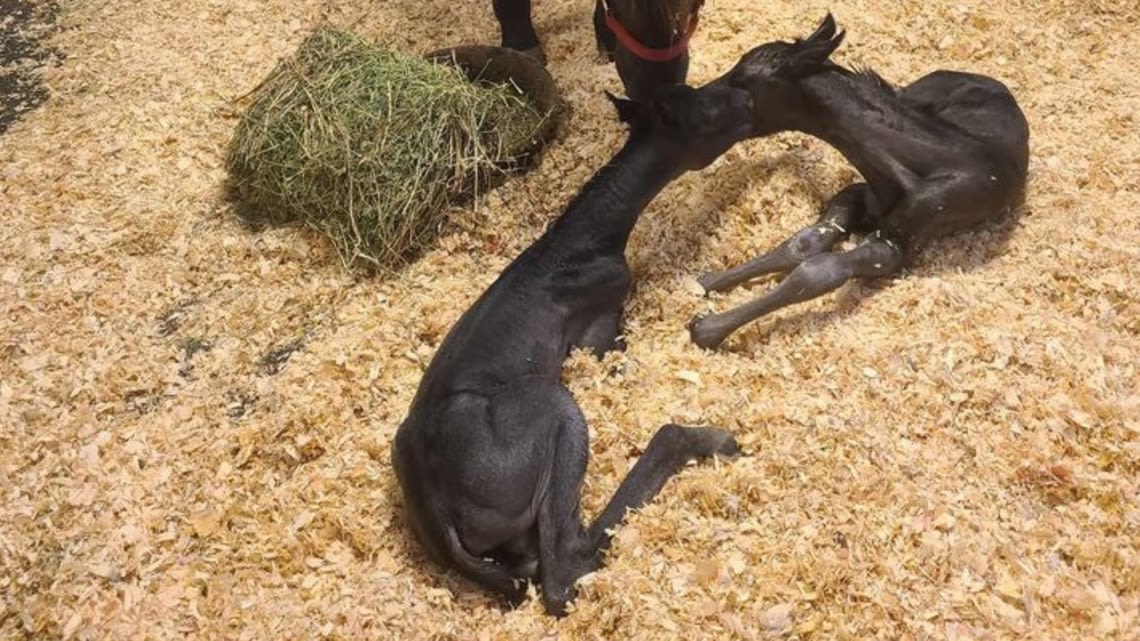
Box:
792, 70, 958, 200
538, 133, 679, 259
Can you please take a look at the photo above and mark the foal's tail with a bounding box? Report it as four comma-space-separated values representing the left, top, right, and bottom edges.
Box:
442, 524, 528, 605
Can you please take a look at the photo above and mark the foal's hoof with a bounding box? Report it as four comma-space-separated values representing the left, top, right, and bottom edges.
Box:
520, 46, 548, 66
688, 314, 728, 351
709, 434, 742, 460
542, 586, 576, 618
697, 270, 742, 294
501, 579, 529, 608
695, 272, 719, 294
688, 426, 742, 460
714, 432, 742, 460
612, 335, 627, 353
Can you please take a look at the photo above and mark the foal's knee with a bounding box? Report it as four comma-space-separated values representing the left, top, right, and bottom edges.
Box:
794, 253, 853, 290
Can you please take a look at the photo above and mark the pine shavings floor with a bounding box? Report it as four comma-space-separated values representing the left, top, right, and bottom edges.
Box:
1, 1, 1137, 639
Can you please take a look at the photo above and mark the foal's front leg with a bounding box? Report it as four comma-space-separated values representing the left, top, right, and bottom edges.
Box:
569, 257, 632, 357
698, 184, 868, 293
577, 310, 625, 356
690, 234, 903, 349
539, 422, 740, 616
585, 424, 740, 550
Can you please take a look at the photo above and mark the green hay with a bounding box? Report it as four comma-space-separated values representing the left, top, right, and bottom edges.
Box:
224, 29, 548, 272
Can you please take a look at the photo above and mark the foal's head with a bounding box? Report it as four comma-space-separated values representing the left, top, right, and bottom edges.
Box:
722, 13, 846, 135
604, 0, 705, 102
608, 79, 752, 172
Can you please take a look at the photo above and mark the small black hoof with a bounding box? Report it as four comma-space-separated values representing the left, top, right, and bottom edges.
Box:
715, 434, 743, 459
520, 46, 548, 66
688, 315, 725, 351
697, 271, 738, 295
686, 426, 742, 460
542, 587, 575, 618
695, 273, 717, 293
501, 580, 529, 609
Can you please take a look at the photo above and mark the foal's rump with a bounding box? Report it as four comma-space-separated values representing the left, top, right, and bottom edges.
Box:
901, 70, 1029, 165
394, 380, 584, 590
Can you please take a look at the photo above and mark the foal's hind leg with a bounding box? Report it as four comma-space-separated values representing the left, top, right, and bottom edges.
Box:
534, 395, 593, 616
698, 184, 868, 293
690, 234, 903, 349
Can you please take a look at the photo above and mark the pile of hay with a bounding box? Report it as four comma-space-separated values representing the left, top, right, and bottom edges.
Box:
224, 29, 550, 272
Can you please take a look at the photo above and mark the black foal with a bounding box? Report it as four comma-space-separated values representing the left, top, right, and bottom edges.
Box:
393, 85, 753, 615
689, 14, 1030, 349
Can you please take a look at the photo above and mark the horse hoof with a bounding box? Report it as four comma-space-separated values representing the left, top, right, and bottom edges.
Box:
688, 315, 726, 351
521, 46, 547, 66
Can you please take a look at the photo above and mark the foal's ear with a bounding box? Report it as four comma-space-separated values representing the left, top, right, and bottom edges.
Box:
803, 12, 838, 43
789, 13, 845, 75
606, 90, 649, 126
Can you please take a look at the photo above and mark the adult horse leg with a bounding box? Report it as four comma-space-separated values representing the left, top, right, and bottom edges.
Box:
492, 0, 545, 63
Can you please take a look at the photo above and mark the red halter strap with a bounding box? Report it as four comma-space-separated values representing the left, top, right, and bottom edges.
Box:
602, 1, 700, 63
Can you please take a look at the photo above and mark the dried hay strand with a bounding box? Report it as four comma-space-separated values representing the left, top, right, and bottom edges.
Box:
224, 29, 555, 272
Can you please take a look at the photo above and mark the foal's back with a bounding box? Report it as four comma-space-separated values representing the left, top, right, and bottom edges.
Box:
900, 70, 1029, 175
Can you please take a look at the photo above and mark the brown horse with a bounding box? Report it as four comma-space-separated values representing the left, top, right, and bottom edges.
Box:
492, 0, 705, 101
